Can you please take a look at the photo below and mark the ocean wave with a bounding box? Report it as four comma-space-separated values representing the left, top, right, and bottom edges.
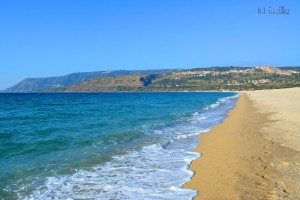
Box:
24, 93, 239, 200
25, 143, 199, 200
205, 93, 240, 110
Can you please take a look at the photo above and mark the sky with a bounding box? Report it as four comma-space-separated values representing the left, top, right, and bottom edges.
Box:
0, 0, 300, 90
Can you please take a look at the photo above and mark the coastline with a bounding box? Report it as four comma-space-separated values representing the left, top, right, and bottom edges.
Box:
184, 88, 300, 199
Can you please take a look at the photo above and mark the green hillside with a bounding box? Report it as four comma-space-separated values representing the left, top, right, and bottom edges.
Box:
4, 69, 175, 92
43, 66, 300, 92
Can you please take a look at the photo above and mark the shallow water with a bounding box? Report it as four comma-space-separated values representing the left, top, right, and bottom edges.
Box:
0, 92, 238, 199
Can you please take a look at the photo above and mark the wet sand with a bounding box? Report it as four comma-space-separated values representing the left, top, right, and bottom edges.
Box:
184, 88, 300, 199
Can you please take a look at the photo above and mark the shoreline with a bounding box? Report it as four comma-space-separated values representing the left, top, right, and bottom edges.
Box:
184, 88, 300, 199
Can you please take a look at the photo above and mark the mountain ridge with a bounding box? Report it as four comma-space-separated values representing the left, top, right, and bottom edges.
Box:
4, 67, 300, 92
42, 66, 300, 92
4, 69, 175, 93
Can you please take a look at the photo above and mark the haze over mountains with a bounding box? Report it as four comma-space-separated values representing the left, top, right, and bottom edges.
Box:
3, 67, 300, 92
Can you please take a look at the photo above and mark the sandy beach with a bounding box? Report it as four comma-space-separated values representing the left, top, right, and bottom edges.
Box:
184, 88, 300, 199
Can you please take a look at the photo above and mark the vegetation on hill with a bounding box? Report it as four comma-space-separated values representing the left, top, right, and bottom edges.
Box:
45, 75, 144, 92
146, 66, 300, 91
4, 69, 175, 92
42, 66, 300, 92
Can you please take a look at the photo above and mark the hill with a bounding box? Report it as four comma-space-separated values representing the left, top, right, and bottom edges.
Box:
43, 66, 300, 92
146, 66, 300, 91
3, 69, 175, 92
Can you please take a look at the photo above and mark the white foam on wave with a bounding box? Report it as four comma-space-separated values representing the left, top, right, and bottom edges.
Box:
175, 129, 209, 140
24, 93, 239, 200
193, 112, 199, 116
205, 93, 240, 110
25, 143, 199, 200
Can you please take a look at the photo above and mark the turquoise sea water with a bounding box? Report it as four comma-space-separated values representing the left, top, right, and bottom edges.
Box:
0, 92, 238, 200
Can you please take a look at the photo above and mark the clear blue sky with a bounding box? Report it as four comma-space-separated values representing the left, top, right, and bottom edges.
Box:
0, 0, 299, 89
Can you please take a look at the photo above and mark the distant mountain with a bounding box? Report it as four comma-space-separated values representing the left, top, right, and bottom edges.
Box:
43, 74, 158, 92
145, 66, 300, 91
4, 69, 176, 93
4, 67, 300, 92
44, 66, 300, 92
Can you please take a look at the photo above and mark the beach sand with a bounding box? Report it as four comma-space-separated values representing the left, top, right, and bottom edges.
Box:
184, 88, 300, 199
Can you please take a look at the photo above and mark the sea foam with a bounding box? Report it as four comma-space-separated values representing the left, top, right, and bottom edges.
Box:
24, 93, 239, 200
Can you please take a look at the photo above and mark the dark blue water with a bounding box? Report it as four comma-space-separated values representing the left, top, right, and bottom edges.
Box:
0, 92, 238, 200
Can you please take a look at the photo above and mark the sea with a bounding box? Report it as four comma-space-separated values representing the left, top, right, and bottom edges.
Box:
0, 92, 238, 200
